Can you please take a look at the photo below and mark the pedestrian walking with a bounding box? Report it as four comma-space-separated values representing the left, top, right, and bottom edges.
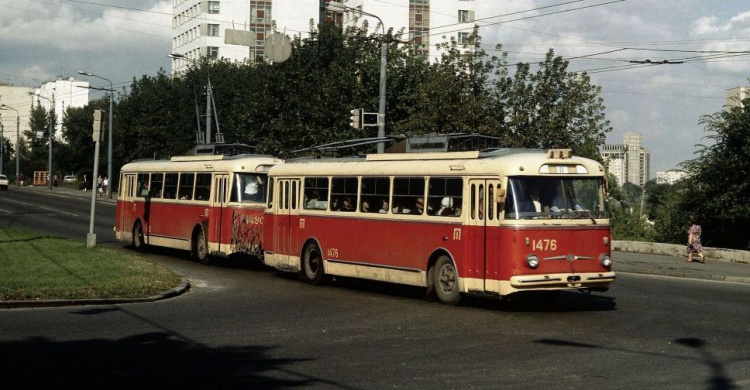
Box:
687, 219, 706, 263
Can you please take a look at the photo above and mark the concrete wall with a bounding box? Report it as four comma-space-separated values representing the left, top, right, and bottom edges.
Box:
614, 241, 750, 264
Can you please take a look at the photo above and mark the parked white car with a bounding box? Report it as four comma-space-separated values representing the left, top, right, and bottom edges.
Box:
0, 174, 8, 190
63, 175, 77, 183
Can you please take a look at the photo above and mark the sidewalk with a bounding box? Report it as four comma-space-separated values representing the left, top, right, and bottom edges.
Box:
9, 184, 750, 285
614, 251, 750, 284
13, 183, 118, 204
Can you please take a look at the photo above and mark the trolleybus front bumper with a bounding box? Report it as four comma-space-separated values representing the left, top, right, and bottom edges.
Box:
509, 272, 616, 290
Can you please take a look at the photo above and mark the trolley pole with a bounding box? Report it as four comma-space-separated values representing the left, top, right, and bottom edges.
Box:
87, 109, 103, 248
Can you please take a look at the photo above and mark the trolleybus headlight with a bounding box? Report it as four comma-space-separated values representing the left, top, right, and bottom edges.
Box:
526, 254, 540, 269
600, 254, 612, 268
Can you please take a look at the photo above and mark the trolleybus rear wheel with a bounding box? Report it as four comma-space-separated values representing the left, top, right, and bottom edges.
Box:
192, 226, 210, 265
433, 255, 461, 305
302, 242, 325, 285
132, 221, 147, 253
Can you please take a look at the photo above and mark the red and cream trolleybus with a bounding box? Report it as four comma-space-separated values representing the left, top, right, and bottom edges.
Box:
263, 148, 614, 304
115, 154, 281, 263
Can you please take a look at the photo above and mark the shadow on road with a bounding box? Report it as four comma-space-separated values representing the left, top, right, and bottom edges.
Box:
535, 337, 744, 390
0, 331, 336, 389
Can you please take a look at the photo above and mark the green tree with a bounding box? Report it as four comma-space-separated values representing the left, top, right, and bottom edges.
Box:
676, 97, 750, 249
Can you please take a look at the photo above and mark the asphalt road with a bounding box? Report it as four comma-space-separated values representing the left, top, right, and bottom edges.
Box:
1, 188, 749, 389
0, 186, 117, 244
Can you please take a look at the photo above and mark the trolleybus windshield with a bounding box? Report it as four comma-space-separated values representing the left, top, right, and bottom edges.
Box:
504, 177, 607, 220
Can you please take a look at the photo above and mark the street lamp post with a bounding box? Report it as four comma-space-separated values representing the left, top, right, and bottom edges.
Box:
327, 1, 388, 153
28, 92, 54, 189
0, 105, 20, 185
168, 53, 215, 145
78, 71, 114, 198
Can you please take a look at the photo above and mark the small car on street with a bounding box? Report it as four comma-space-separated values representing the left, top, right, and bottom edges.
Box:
0, 174, 9, 190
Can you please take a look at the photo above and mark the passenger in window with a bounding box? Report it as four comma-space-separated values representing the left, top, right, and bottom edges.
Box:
438, 197, 454, 216
306, 190, 321, 208
244, 176, 263, 201
392, 201, 410, 214
412, 197, 425, 215
379, 200, 389, 214
341, 196, 355, 211
361, 200, 370, 213
330, 198, 340, 211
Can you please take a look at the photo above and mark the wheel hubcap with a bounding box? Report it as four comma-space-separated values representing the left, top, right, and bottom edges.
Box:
439, 265, 456, 293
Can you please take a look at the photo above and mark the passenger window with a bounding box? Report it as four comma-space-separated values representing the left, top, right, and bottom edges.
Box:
194, 173, 211, 201
178, 173, 195, 200
136, 173, 150, 197
331, 177, 357, 212
360, 177, 390, 214
163, 173, 178, 199
428, 177, 463, 217
149, 173, 164, 198
304, 177, 329, 210
392, 177, 425, 215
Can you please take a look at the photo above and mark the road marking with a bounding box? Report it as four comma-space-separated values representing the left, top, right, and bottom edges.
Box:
0, 208, 11, 214
2, 198, 79, 217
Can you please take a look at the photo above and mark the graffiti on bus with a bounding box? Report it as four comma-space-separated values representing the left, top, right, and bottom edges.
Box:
231, 211, 263, 257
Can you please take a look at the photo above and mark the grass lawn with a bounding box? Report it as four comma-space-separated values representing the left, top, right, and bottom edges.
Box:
0, 228, 182, 301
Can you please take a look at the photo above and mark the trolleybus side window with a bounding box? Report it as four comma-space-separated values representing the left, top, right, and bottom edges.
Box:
267, 178, 274, 209
393, 177, 425, 215
291, 181, 298, 209
178, 173, 195, 200
195, 173, 211, 201
428, 177, 462, 217
304, 177, 329, 210
137, 173, 150, 197
360, 177, 390, 214
163, 173, 178, 199
150, 173, 164, 198
331, 177, 357, 212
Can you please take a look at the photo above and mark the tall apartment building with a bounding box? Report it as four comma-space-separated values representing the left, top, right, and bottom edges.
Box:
0, 78, 88, 145
600, 132, 650, 187
725, 86, 750, 110
171, 0, 475, 72
32, 78, 90, 140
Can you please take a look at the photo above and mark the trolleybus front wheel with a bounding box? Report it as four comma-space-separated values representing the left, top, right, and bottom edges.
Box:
302, 242, 325, 285
433, 255, 461, 305
191, 226, 211, 265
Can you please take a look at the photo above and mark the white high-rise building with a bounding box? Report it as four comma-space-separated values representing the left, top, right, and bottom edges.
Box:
170, 0, 476, 73
600, 132, 650, 187
656, 170, 688, 185
32, 78, 90, 140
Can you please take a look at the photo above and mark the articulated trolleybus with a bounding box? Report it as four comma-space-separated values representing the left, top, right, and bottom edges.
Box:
264, 148, 614, 304
115, 154, 280, 263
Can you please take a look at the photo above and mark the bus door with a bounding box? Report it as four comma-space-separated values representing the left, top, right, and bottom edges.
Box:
273, 178, 301, 269
119, 173, 136, 234
210, 174, 229, 253
467, 179, 502, 291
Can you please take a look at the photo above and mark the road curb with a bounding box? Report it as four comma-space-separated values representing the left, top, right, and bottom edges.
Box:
615, 267, 750, 284
0, 278, 191, 310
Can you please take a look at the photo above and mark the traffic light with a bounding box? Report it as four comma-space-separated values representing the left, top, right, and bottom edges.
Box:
350, 108, 361, 129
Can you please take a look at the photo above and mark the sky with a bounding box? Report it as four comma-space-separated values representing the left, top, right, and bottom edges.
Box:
1, 0, 748, 175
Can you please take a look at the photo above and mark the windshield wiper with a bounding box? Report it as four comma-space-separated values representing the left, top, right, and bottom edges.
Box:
567, 186, 596, 225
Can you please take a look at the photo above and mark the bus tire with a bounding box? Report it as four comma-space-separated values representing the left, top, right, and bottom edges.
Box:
191, 226, 211, 265
132, 221, 147, 253
302, 242, 325, 285
433, 255, 461, 305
